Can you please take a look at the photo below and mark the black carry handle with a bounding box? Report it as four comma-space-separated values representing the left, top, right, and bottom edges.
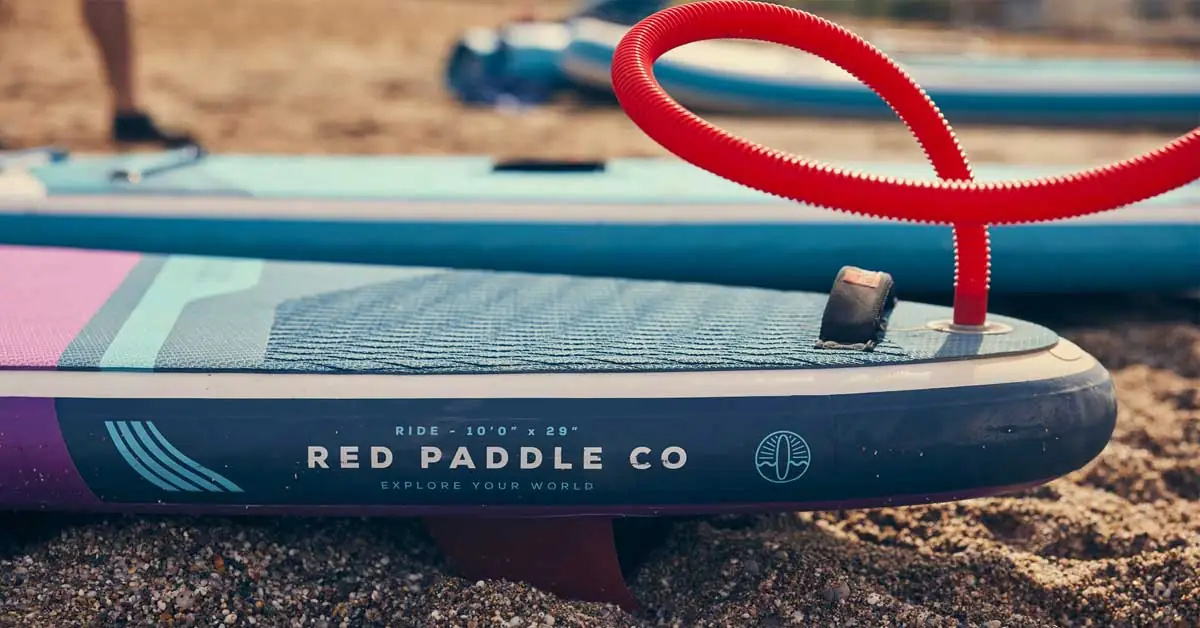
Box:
816, 266, 898, 351
109, 143, 208, 184
492, 158, 607, 173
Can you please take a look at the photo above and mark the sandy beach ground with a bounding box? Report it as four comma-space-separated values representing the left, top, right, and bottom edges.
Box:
1, 1, 1198, 626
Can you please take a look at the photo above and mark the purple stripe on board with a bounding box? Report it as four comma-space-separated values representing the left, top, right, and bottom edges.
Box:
0, 397, 99, 506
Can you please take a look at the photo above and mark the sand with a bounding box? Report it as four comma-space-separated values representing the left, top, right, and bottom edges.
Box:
1, 0, 1198, 626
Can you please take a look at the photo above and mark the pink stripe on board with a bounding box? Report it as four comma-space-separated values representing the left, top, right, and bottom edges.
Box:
0, 246, 141, 368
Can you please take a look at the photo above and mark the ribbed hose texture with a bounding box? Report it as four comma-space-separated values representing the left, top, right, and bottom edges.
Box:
610, 0, 1199, 326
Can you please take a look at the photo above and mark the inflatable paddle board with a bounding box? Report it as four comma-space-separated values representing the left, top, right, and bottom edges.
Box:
445, 22, 573, 106
1, 147, 1198, 294
1, 244, 1116, 607
560, 17, 1200, 127
444, 1, 664, 106
0, 245, 1117, 513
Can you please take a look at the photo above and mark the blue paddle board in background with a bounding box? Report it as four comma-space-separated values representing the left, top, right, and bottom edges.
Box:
445, 22, 573, 105
1, 148, 1197, 294
442, 10, 1200, 128
558, 18, 1200, 127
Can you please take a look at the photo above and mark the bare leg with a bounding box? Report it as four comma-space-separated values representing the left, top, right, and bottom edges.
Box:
81, 0, 196, 147
82, 0, 138, 114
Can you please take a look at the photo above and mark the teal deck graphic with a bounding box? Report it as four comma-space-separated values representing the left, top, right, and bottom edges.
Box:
99, 258, 263, 369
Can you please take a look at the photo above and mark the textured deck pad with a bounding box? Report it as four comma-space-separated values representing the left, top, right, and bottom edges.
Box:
0, 247, 1058, 374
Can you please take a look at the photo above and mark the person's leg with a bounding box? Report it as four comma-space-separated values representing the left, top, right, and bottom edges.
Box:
81, 0, 196, 147
82, 0, 138, 112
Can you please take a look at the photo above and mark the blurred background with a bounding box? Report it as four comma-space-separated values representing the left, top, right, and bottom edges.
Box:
0, 0, 1194, 161
796, 0, 1199, 45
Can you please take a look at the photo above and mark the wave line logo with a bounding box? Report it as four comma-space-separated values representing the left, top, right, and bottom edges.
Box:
754, 430, 811, 484
103, 421, 244, 493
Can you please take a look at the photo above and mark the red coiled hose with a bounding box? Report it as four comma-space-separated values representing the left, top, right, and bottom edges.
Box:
610, 0, 1200, 326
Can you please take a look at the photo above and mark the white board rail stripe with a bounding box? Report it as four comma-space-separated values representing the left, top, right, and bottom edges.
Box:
0, 339, 1096, 399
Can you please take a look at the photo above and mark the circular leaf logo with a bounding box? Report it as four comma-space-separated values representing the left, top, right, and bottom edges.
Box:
754, 430, 811, 484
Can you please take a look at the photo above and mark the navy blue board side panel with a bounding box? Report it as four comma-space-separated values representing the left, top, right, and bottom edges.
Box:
2, 215, 1198, 293
54, 364, 1115, 509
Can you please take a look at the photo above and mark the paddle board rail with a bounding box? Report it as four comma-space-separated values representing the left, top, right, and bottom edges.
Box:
0, 340, 1113, 516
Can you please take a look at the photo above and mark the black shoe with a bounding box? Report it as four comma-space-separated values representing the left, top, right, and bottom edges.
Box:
112, 111, 197, 148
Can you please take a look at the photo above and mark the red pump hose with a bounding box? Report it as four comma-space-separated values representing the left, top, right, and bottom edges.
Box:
610, 0, 1200, 326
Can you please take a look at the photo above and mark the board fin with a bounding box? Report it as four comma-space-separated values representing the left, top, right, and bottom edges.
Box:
423, 517, 647, 611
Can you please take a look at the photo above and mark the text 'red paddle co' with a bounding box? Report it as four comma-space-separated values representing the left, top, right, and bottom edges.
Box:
609, 0, 1200, 327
